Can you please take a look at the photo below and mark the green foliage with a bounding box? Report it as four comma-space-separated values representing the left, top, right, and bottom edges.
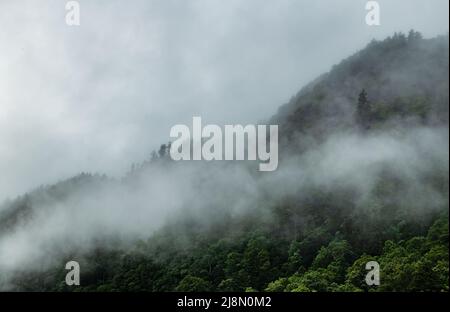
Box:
176, 276, 212, 292
6, 199, 447, 293
1, 32, 448, 293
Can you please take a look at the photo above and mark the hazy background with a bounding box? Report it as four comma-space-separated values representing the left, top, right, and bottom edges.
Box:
0, 0, 449, 201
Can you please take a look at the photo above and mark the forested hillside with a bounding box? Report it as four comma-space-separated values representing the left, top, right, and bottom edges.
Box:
0, 31, 448, 292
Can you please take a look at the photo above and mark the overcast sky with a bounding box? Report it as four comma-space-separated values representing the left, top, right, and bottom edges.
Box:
0, 0, 448, 201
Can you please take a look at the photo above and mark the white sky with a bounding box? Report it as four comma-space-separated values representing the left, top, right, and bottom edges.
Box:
0, 0, 448, 201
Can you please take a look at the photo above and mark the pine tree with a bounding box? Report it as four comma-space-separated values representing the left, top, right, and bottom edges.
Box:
408, 30, 423, 42
158, 144, 167, 158
356, 89, 372, 129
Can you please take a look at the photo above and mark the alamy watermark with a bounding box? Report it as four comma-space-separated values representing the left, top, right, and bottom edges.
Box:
365, 261, 380, 286
169, 117, 279, 172
63, 1, 379, 27
65, 1, 80, 26
65, 260, 80, 286
366, 1, 380, 26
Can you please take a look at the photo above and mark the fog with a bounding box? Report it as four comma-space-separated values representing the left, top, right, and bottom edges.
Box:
0, 122, 447, 288
1, 0, 449, 201
0, 0, 448, 290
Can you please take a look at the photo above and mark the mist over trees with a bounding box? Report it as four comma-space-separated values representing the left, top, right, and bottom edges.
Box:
0, 31, 448, 292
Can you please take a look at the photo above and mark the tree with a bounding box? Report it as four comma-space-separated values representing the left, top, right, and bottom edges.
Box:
311, 239, 354, 283
408, 30, 423, 42
242, 236, 271, 290
265, 278, 288, 292
175, 275, 212, 292
345, 254, 377, 291
158, 144, 167, 158
217, 278, 240, 292
356, 89, 372, 129
286, 240, 304, 274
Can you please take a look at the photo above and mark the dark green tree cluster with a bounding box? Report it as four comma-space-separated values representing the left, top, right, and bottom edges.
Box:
10, 208, 447, 292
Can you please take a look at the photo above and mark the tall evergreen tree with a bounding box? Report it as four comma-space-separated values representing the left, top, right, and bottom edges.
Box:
408, 29, 423, 42
356, 89, 372, 129
158, 144, 167, 158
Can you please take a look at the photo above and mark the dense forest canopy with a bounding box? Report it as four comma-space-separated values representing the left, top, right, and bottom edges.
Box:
0, 31, 448, 292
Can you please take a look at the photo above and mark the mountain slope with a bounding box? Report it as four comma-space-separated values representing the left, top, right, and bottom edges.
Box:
273, 32, 448, 149
0, 32, 448, 292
